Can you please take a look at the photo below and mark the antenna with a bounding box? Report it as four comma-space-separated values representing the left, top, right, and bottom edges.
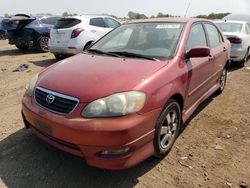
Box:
184, 1, 191, 18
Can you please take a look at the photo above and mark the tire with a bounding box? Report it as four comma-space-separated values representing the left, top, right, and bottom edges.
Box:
54, 54, 65, 61
216, 67, 227, 95
154, 99, 182, 158
15, 44, 28, 50
83, 41, 93, 51
37, 36, 49, 52
239, 49, 249, 67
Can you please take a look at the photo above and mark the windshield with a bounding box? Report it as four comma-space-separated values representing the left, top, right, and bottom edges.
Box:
216, 23, 243, 33
90, 22, 185, 60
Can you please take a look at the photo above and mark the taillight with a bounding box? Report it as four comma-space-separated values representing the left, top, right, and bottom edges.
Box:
71, 28, 84, 38
227, 37, 242, 44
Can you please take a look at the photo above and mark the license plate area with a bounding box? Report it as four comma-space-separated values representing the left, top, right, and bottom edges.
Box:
34, 120, 52, 136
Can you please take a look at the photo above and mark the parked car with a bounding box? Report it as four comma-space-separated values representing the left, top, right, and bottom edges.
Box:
22, 18, 230, 170
5, 14, 60, 52
215, 20, 250, 66
223, 14, 250, 23
0, 16, 6, 39
49, 15, 121, 59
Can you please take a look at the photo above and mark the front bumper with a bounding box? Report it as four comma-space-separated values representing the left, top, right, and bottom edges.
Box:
22, 95, 161, 170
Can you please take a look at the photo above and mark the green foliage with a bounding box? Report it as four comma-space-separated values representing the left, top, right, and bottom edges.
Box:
157, 12, 172, 18
4, 13, 10, 18
128, 11, 148, 19
196, 12, 231, 20
62, 12, 69, 17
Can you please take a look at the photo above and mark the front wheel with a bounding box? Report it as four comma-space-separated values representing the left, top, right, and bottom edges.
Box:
154, 99, 181, 158
37, 36, 49, 52
216, 67, 227, 95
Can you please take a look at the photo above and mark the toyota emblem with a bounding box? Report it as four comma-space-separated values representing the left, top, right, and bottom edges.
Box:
46, 94, 55, 104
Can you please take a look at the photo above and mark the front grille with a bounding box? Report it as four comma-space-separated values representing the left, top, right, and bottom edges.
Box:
35, 87, 79, 115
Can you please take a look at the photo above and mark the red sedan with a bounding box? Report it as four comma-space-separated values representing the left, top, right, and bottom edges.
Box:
22, 18, 230, 170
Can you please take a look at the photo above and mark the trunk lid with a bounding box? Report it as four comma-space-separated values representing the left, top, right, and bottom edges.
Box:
50, 18, 82, 47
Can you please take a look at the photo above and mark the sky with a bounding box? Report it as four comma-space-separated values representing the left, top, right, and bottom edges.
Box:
0, 0, 250, 18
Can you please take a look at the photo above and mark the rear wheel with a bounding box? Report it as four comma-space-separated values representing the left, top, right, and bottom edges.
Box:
54, 54, 65, 61
38, 36, 49, 52
154, 99, 181, 158
216, 67, 227, 95
239, 48, 249, 67
83, 41, 93, 51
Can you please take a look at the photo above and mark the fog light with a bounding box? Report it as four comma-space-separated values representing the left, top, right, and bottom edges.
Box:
99, 148, 131, 158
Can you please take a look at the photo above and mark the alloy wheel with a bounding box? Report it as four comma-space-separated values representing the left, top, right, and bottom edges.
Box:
160, 110, 178, 149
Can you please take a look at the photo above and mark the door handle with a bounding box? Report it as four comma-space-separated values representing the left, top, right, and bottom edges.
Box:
209, 55, 214, 61
91, 30, 96, 33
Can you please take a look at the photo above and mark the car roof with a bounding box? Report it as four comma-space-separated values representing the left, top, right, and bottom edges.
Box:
215, 20, 247, 24
61, 15, 116, 20
223, 14, 250, 22
126, 17, 209, 24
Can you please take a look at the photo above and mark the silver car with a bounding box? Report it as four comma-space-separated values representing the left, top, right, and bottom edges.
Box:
215, 20, 250, 66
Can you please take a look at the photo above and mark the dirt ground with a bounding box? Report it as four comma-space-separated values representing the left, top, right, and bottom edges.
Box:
0, 39, 249, 188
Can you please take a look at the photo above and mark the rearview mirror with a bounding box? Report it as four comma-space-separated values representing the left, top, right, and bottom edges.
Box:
186, 46, 210, 59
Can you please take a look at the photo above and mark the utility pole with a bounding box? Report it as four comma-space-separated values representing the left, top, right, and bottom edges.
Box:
184, 1, 191, 18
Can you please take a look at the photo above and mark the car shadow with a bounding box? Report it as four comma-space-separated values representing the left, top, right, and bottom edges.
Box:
0, 48, 46, 56
0, 129, 160, 188
180, 93, 215, 134
31, 59, 57, 67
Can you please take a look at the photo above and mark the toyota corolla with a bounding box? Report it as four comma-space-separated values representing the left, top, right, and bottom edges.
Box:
22, 18, 230, 170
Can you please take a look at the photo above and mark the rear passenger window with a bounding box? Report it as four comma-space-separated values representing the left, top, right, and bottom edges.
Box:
204, 24, 221, 48
54, 18, 81, 29
90, 18, 106, 28
41, 17, 60, 25
104, 18, 120, 28
186, 24, 207, 51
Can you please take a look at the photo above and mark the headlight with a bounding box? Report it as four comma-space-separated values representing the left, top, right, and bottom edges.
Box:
25, 74, 39, 96
82, 91, 146, 118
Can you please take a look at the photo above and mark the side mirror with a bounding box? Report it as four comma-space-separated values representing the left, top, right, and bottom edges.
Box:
186, 46, 210, 59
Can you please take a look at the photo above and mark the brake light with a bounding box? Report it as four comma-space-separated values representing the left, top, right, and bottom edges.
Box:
71, 28, 84, 38
227, 37, 242, 44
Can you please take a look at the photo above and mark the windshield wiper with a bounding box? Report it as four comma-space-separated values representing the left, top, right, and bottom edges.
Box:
87, 49, 120, 57
108, 51, 160, 61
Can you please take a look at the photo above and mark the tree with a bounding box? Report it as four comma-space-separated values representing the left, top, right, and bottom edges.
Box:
128, 11, 148, 19
4, 13, 10, 18
62, 12, 69, 17
196, 12, 231, 20
156, 12, 172, 18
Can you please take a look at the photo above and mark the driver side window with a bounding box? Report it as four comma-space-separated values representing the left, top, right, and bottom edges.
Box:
186, 24, 207, 52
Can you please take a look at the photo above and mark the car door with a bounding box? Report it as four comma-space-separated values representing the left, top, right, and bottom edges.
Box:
204, 23, 227, 86
185, 23, 213, 108
88, 17, 110, 40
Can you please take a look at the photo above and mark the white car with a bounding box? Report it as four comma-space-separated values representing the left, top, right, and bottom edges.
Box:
215, 20, 250, 66
49, 15, 121, 59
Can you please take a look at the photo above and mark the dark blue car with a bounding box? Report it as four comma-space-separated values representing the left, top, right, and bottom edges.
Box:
0, 17, 7, 39
6, 14, 60, 52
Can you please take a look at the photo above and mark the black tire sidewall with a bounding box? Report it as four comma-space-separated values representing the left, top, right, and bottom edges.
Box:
38, 36, 49, 52
154, 99, 181, 158
217, 67, 227, 94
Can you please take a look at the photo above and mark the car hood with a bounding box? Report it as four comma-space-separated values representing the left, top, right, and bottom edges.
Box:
38, 53, 168, 102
